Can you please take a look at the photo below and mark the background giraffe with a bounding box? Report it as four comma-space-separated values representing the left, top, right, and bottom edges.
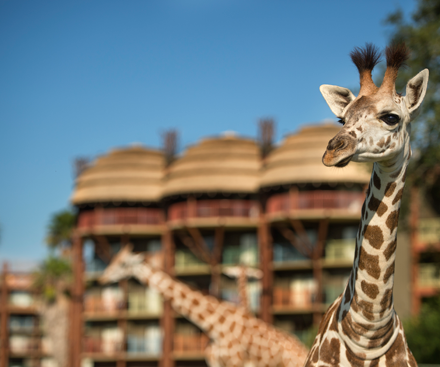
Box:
222, 265, 263, 313
304, 44, 429, 365
99, 245, 309, 367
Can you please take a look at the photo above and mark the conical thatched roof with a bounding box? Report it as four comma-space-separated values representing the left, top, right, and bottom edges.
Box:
162, 133, 260, 197
71, 146, 164, 205
260, 123, 370, 188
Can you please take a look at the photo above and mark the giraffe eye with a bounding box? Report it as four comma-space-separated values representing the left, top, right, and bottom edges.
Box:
338, 118, 345, 125
381, 114, 400, 126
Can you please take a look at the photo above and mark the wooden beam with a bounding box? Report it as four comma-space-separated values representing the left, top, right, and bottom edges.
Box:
161, 227, 175, 367
213, 226, 225, 264
259, 212, 273, 324
176, 231, 211, 265
185, 227, 213, 264
211, 227, 225, 298
275, 226, 311, 258
92, 235, 112, 263
71, 233, 84, 367
312, 218, 329, 325
0, 263, 9, 367
289, 218, 314, 253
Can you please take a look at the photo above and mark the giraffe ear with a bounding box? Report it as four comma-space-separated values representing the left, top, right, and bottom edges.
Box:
320, 85, 356, 118
404, 69, 429, 115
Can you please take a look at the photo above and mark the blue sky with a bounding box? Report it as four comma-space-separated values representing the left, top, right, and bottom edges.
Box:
0, 0, 417, 264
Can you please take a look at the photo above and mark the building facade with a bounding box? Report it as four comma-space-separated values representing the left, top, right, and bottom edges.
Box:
69, 123, 384, 367
0, 264, 57, 367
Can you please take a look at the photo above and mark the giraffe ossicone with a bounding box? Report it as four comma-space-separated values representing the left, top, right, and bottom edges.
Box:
99, 245, 309, 367
304, 43, 428, 366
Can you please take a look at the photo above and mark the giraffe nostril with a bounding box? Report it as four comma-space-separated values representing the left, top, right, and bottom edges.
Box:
327, 138, 347, 152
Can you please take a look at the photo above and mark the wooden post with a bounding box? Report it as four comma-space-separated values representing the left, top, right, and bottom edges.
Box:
0, 263, 9, 367
71, 233, 84, 367
259, 210, 273, 324
312, 218, 329, 325
161, 227, 175, 367
410, 186, 420, 316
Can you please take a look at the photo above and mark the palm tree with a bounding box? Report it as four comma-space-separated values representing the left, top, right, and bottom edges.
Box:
33, 208, 76, 367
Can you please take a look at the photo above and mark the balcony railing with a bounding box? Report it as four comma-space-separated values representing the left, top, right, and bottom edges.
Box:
418, 218, 440, 245
84, 295, 125, 313
168, 200, 259, 221
78, 208, 162, 229
173, 333, 208, 353
273, 288, 315, 309
9, 337, 41, 354
83, 337, 123, 354
266, 191, 365, 214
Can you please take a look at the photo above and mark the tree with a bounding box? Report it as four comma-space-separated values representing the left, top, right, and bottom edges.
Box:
404, 296, 440, 362
384, 0, 440, 212
45, 208, 76, 249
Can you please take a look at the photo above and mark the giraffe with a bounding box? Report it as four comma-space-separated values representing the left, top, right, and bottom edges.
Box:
99, 245, 309, 367
303, 43, 429, 366
222, 265, 263, 313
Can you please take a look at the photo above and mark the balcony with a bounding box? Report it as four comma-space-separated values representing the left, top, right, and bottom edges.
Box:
84, 294, 125, 315
266, 190, 365, 220
173, 333, 208, 354
416, 218, 440, 250
167, 199, 259, 229
9, 336, 42, 355
77, 208, 163, 235
83, 337, 123, 355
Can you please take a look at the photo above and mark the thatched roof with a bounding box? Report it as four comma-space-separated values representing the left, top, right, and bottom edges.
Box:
260, 123, 370, 188
71, 146, 164, 205
162, 134, 260, 197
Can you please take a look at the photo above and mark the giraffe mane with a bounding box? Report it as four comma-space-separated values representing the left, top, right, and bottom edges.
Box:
349, 43, 382, 73
385, 42, 410, 69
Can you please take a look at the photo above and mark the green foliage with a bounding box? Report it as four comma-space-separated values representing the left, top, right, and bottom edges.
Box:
302, 325, 319, 349
404, 296, 440, 362
46, 209, 76, 248
384, 0, 440, 213
33, 256, 72, 303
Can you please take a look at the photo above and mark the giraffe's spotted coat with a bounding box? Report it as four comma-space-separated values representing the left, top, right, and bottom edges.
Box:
100, 247, 308, 367
307, 43, 427, 366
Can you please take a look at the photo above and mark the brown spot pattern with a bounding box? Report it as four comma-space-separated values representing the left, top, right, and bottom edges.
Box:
344, 282, 352, 304
341, 311, 360, 341
377, 137, 386, 148
361, 280, 379, 299
349, 131, 357, 138
392, 188, 404, 205
385, 182, 397, 197
351, 290, 375, 321
386, 210, 400, 234
368, 194, 388, 217
364, 225, 385, 249
359, 247, 381, 279
345, 347, 366, 367
402, 167, 407, 182
384, 239, 397, 261
320, 338, 340, 364
385, 332, 406, 365
390, 167, 402, 179
383, 262, 395, 284
380, 288, 393, 313
373, 171, 381, 189
367, 317, 394, 348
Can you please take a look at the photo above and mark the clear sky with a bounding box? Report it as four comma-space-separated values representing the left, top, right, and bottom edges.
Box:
0, 0, 417, 264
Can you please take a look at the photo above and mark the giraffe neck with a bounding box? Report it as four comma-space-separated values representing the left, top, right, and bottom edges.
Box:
237, 266, 249, 312
132, 261, 231, 341
338, 139, 410, 358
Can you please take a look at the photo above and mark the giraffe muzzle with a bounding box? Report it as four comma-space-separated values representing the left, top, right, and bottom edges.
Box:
322, 135, 356, 167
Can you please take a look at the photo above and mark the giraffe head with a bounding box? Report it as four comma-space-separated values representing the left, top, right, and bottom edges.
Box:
99, 244, 145, 284
320, 43, 429, 168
